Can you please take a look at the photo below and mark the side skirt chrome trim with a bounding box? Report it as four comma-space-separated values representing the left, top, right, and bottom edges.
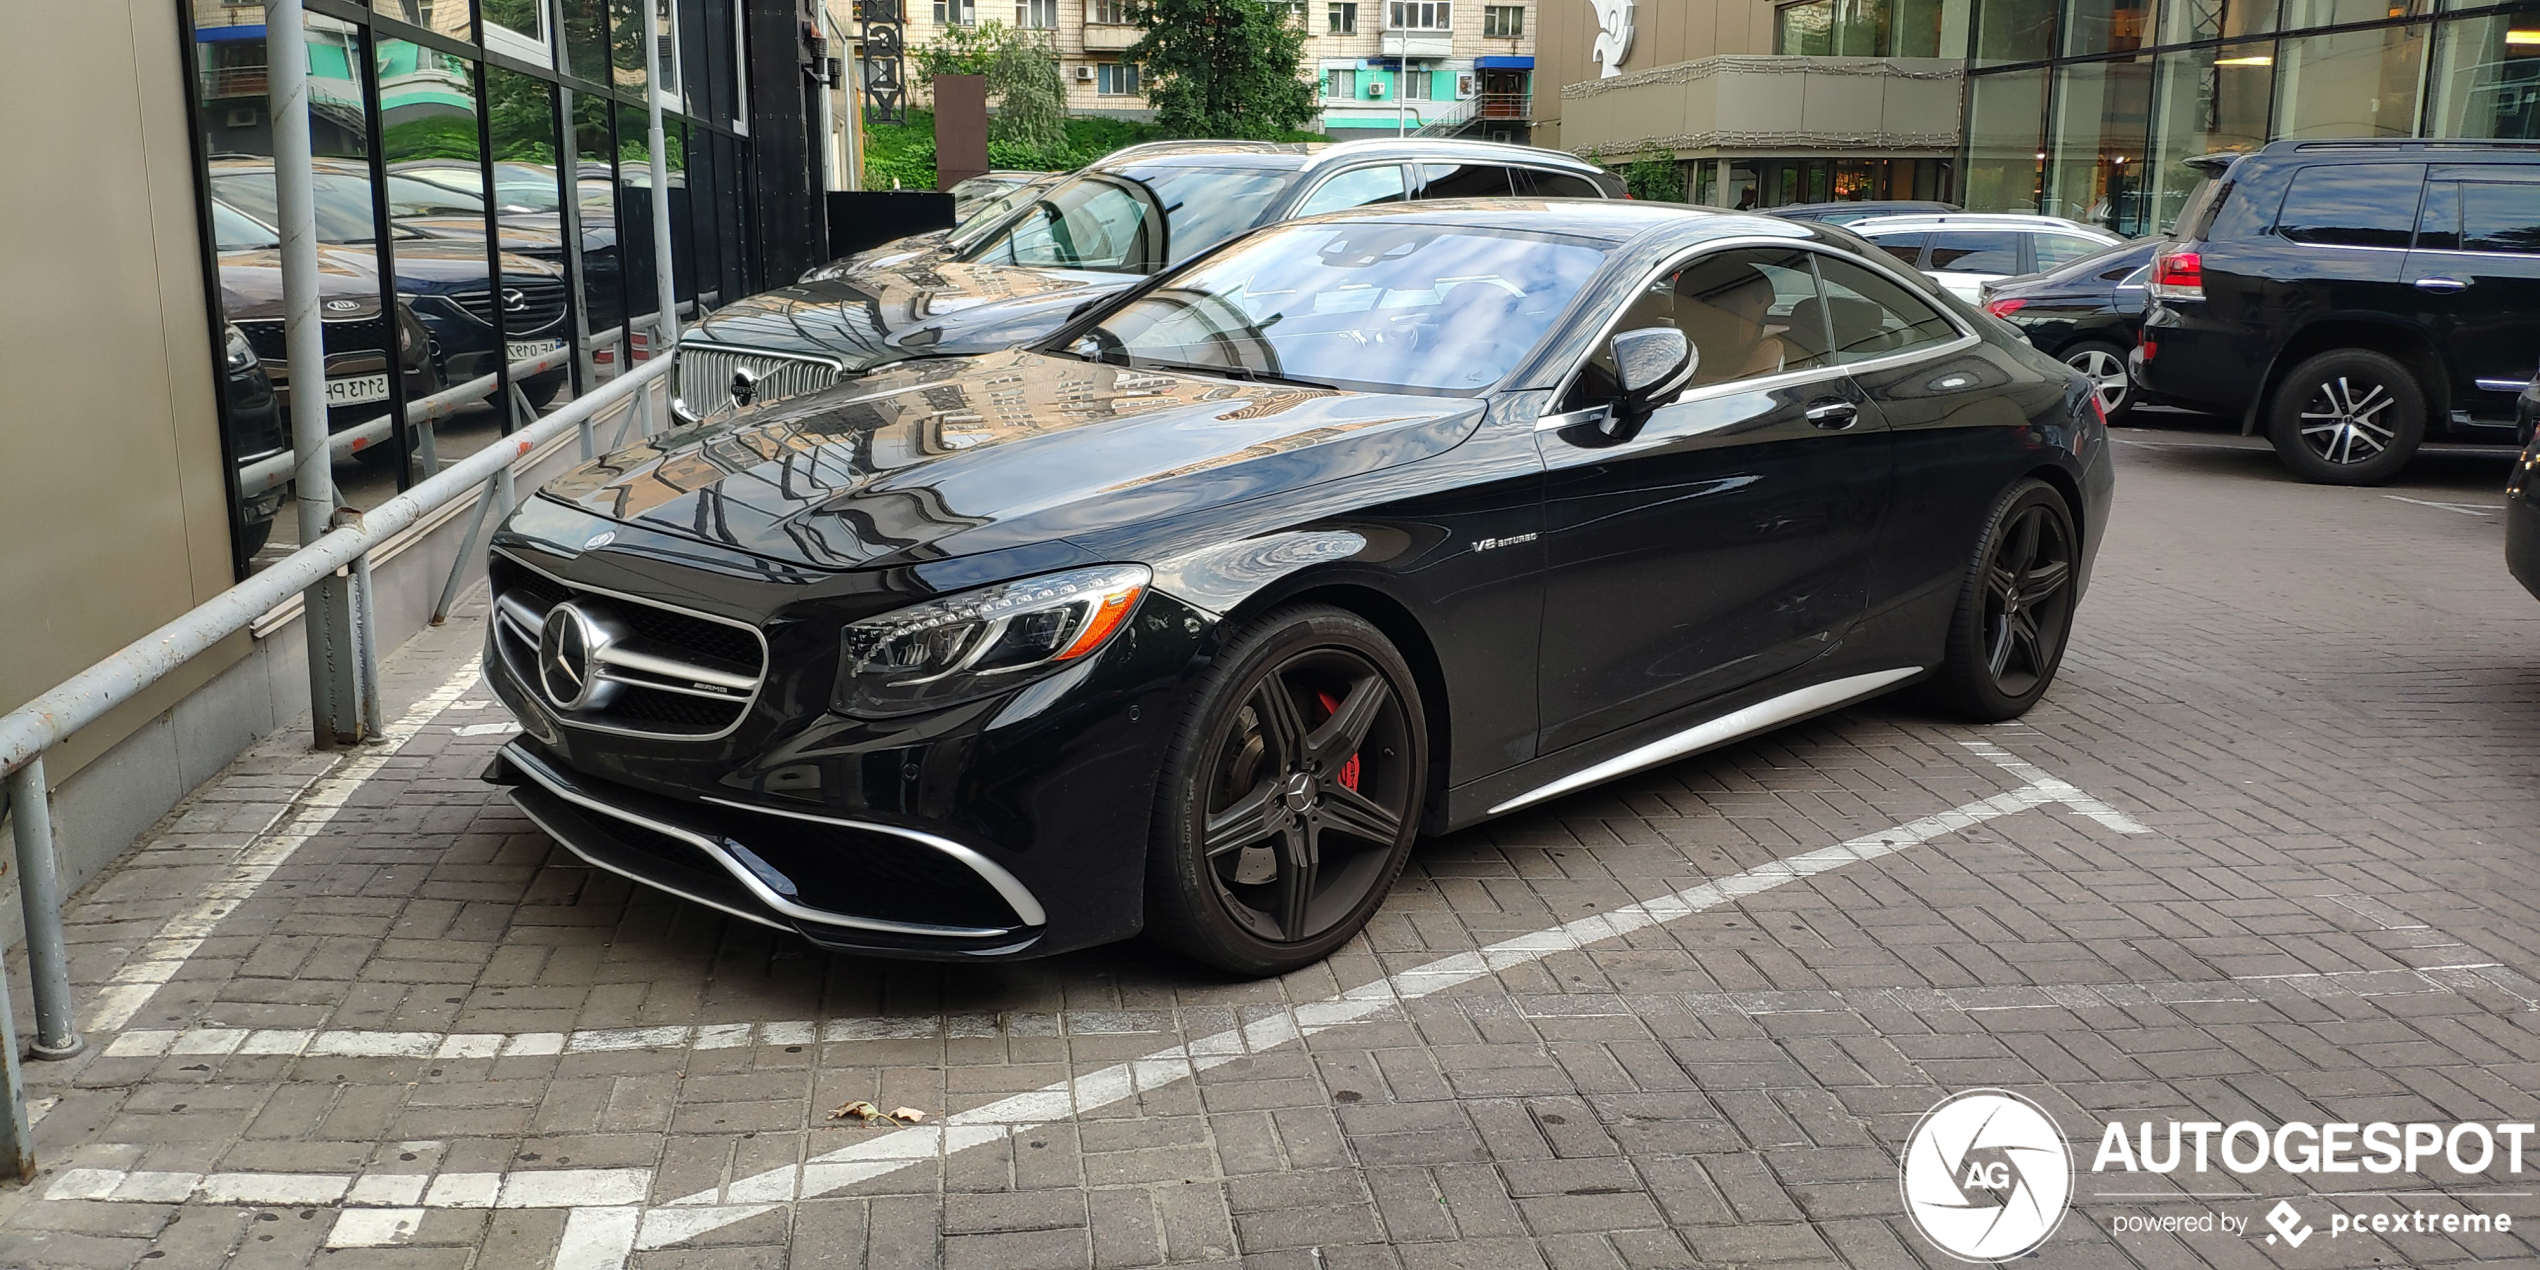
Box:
1487, 667, 1923, 816
503, 745, 1030, 940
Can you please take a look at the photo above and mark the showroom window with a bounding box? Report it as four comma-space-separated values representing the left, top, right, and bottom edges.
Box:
1774, 0, 1946, 57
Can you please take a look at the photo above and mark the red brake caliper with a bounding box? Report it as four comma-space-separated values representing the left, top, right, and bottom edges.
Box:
1314, 691, 1361, 792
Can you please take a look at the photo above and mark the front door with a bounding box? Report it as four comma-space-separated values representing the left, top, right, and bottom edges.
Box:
1534, 245, 1893, 753
2406, 165, 2540, 421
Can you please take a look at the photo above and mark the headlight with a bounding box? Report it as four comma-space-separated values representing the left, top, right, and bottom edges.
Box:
224, 324, 257, 373
836, 564, 1149, 717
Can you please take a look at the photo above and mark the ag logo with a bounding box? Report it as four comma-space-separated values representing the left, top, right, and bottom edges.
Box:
1900, 1089, 2072, 1262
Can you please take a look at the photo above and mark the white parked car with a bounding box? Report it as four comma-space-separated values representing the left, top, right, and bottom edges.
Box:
1844, 213, 2124, 303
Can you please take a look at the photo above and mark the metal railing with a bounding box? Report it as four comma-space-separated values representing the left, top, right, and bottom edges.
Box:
0, 0, 688, 1182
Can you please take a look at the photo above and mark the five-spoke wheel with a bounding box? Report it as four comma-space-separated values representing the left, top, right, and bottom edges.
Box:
1149, 606, 1426, 974
1925, 479, 2080, 721
2061, 340, 2133, 424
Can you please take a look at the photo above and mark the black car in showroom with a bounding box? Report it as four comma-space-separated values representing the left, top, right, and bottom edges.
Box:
1982, 238, 2160, 423
482, 201, 2112, 973
672, 139, 1620, 419
2135, 139, 2540, 484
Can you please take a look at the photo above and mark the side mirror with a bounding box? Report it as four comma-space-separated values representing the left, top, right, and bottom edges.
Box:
1611, 327, 1695, 412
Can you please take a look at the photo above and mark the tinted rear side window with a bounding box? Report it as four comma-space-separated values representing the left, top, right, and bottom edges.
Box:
1516, 169, 1605, 198
1926, 231, 2023, 273
1862, 230, 1926, 266
2036, 234, 2109, 269
2462, 183, 2540, 254
2274, 163, 2424, 249
1418, 163, 1515, 198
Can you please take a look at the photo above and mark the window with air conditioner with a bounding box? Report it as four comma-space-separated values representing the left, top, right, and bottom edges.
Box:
1328, 1, 1359, 32
1482, 3, 1522, 36
1388, 0, 1449, 30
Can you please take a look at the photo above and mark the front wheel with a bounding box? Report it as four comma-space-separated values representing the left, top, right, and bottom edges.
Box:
2265, 349, 2426, 485
1146, 606, 1427, 976
2060, 339, 2135, 425
1921, 480, 2080, 722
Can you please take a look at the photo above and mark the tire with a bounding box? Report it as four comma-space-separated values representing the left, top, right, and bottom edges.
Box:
1145, 605, 1428, 976
2060, 339, 2135, 425
1921, 479, 2081, 722
238, 516, 274, 557
2264, 348, 2426, 486
521, 368, 570, 409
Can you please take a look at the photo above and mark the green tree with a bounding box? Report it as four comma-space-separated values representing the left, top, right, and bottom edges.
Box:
913, 22, 1069, 156
1124, 0, 1316, 140
1621, 156, 1686, 202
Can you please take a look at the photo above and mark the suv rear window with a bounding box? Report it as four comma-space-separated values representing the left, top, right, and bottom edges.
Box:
2274, 163, 2424, 249
1926, 231, 2023, 274
2462, 183, 2540, 255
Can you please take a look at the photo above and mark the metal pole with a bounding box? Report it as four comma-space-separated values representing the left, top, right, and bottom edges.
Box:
0, 934, 29, 1181
814, 30, 839, 194
643, 0, 679, 426
6, 761, 80, 1060
431, 475, 504, 626
270, 0, 363, 747
349, 543, 384, 738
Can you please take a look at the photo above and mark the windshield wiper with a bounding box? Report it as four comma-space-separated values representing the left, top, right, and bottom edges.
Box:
1135, 359, 1336, 391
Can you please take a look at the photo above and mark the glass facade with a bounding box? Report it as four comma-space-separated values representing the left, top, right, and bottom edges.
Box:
1965, 0, 2540, 234
181, 0, 765, 576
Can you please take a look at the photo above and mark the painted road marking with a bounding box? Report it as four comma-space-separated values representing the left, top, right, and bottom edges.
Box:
43, 741, 2149, 1262
81, 658, 487, 1035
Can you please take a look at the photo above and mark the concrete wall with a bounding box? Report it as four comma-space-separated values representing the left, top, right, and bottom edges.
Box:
1533, 0, 1782, 144
1559, 54, 1966, 160
0, 0, 250, 783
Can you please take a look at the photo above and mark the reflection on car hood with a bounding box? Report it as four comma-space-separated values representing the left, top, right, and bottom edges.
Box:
217, 246, 388, 321
541, 347, 1484, 570
687, 261, 1125, 375
814, 230, 957, 277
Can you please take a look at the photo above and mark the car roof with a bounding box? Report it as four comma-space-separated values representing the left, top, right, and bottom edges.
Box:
1082, 137, 1607, 177
1846, 213, 2115, 235
1266, 197, 1813, 246
1773, 199, 1956, 215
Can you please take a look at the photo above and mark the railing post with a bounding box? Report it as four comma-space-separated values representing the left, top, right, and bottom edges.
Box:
271, 0, 367, 747
643, 0, 679, 439
0, 933, 30, 1181
7, 760, 81, 1061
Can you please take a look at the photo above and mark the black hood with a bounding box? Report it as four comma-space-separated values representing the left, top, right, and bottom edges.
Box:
685, 261, 1133, 376
540, 348, 1484, 570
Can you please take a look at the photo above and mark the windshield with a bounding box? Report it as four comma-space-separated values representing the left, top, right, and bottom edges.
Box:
963, 164, 1299, 273
946, 178, 1052, 250
387, 173, 485, 218
1072, 222, 1610, 395
210, 200, 280, 251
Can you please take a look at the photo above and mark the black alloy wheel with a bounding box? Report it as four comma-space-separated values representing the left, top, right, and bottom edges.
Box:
2265, 348, 2427, 486
1148, 606, 1426, 975
1924, 480, 2079, 721
2060, 339, 2133, 424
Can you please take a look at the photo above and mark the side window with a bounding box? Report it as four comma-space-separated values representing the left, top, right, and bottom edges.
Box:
1416, 163, 1515, 199
1516, 169, 1605, 199
1557, 248, 1831, 413
2461, 183, 2540, 255
1294, 165, 1410, 217
1863, 230, 1926, 267
987, 179, 1155, 272
1812, 255, 1963, 364
2036, 234, 2108, 270
1925, 231, 2023, 274
2415, 181, 2461, 252
2274, 163, 2424, 249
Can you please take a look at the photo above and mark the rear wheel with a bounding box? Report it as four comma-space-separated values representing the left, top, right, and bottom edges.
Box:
1922, 480, 2079, 722
2060, 339, 2134, 424
2265, 348, 2426, 485
1146, 606, 1426, 976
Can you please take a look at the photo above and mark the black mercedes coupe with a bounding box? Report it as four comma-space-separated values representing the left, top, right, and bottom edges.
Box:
482, 200, 2114, 974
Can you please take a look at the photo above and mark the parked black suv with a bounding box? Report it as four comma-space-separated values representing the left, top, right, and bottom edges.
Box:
2133, 139, 2540, 484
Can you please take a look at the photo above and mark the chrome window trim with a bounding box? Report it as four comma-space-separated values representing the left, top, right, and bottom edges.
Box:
1540, 235, 1979, 424
493, 549, 771, 743
505, 745, 1033, 939
1285, 162, 1417, 219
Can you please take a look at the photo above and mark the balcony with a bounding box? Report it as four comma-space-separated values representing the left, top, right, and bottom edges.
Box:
1080, 22, 1140, 52
1377, 29, 1452, 58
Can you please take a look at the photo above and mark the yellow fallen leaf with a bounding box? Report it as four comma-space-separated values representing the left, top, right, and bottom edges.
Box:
889, 1107, 926, 1124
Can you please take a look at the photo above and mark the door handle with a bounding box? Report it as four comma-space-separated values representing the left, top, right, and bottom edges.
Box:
2415, 277, 2470, 292
1805, 400, 1860, 430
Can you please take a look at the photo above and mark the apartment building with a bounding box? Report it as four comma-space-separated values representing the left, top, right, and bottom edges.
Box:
863, 0, 1539, 140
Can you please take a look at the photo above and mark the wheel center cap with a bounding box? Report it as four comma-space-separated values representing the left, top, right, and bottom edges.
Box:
1281, 771, 1318, 815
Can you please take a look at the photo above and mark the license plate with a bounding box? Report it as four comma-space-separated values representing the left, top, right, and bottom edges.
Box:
507, 339, 563, 363
324, 374, 390, 406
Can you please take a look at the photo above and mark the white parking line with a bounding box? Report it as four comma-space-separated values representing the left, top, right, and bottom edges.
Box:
80, 658, 485, 1035
42, 741, 2146, 1262
2383, 494, 2502, 517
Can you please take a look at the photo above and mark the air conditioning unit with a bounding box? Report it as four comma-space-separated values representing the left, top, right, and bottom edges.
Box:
1073, 64, 1096, 81
1366, 79, 1387, 98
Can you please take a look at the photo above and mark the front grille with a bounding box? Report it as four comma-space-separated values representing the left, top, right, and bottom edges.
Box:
490, 553, 767, 739
449, 279, 570, 334
235, 314, 394, 361
675, 343, 845, 416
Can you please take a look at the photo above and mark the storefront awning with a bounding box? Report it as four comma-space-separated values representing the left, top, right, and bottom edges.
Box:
1474, 56, 1533, 69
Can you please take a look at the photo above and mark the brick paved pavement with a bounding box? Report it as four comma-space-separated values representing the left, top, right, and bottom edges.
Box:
3, 414, 2537, 1268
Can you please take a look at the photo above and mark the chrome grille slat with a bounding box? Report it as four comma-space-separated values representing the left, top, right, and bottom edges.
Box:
675, 343, 846, 415
490, 553, 768, 740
